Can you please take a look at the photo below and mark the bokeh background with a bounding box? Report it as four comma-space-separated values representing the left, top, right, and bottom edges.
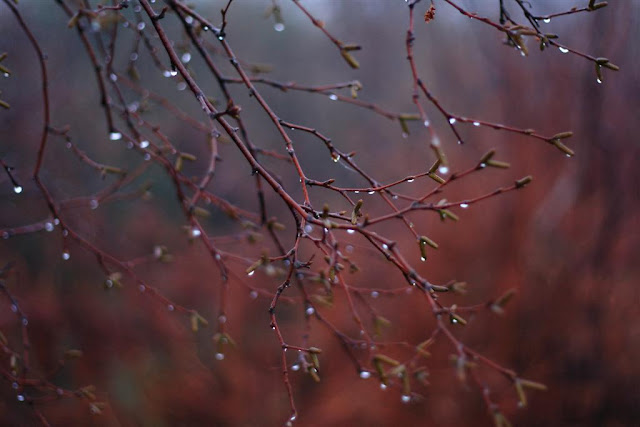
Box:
1, 1, 639, 425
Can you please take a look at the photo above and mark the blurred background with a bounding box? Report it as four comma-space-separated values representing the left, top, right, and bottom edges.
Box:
1, 1, 639, 425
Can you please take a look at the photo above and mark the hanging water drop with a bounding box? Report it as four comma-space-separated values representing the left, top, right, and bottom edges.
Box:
380, 383, 387, 390
359, 371, 371, 379
138, 284, 146, 292
449, 117, 457, 125
140, 140, 149, 148
170, 70, 178, 77
215, 352, 225, 360
89, 199, 99, 210
304, 224, 313, 233
185, 16, 194, 24
596, 78, 602, 84
420, 256, 426, 262
473, 121, 480, 127
424, 120, 430, 127
558, 47, 569, 54
167, 304, 175, 311
368, 190, 375, 195
332, 153, 340, 162
248, 270, 255, 277
305, 306, 315, 316
10, 304, 17, 312
16, 395, 25, 402
371, 291, 379, 298
328, 94, 338, 101
382, 244, 389, 250
460, 203, 469, 209
109, 132, 122, 141
45, 221, 54, 232
274, 23, 285, 32
109, 73, 118, 82
218, 315, 227, 324
438, 166, 449, 175
62, 251, 70, 260
249, 290, 258, 299
407, 178, 415, 183
401, 394, 411, 403
13, 185, 22, 194
543, 18, 551, 23
137, 22, 146, 31
163, 70, 172, 78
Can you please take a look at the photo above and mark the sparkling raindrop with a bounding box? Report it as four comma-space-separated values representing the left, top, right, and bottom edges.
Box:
218, 315, 227, 324
305, 307, 315, 316
370, 291, 379, 298
130, 52, 138, 61
359, 371, 371, 380
139, 140, 149, 148
62, 251, 70, 261
215, 352, 225, 360
423, 120, 430, 127
543, 18, 551, 23
89, 199, 99, 210
558, 47, 569, 54
167, 304, 175, 311
407, 178, 415, 183
138, 284, 146, 292
328, 94, 338, 101
401, 394, 411, 403
181, 52, 191, 63
177, 82, 187, 91
381, 244, 389, 250
17, 395, 25, 402
13, 186, 22, 194
438, 165, 449, 175
448, 118, 457, 125
274, 23, 285, 32
109, 73, 118, 82
248, 270, 255, 277
347, 229, 355, 234
380, 383, 387, 390
420, 256, 426, 262
163, 70, 172, 77
185, 16, 194, 24
10, 304, 17, 312
291, 363, 300, 371
473, 121, 480, 127
137, 22, 146, 31
304, 224, 313, 233
249, 290, 258, 299
460, 203, 469, 209
109, 132, 122, 141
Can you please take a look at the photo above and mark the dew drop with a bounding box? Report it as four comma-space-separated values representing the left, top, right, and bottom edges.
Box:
420, 256, 426, 262
359, 371, 371, 379
177, 82, 187, 91
11, 382, 18, 389
130, 52, 138, 61
170, 70, 178, 77
2, 232, 9, 239
368, 190, 375, 195
381, 244, 389, 250
167, 304, 175, 311
163, 70, 172, 78
3, 73, 9, 78
66, 142, 72, 149
558, 47, 569, 54
274, 23, 285, 32
401, 394, 411, 403
89, 199, 99, 210
305, 307, 315, 316
53, 218, 60, 225
371, 291, 379, 298
215, 352, 225, 360
479, 162, 487, 168
328, 93, 338, 101
304, 224, 313, 233
13, 185, 22, 194
136, 22, 145, 31
21, 317, 28, 326
62, 251, 70, 261
543, 18, 551, 23
380, 383, 387, 390
218, 315, 227, 324
185, 16, 194, 24
139, 140, 149, 148
249, 290, 258, 299
596, 78, 602, 84
354, 191, 360, 194
248, 270, 255, 277
191, 228, 202, 237
473, 121, 480, 127
17, 395, 25, 402
460, 203, 469, 209
449, 118, 457, 125
332, 154, 340, 162
10, 304, 17, 312
438, 166, 449, 175
143, 153, 151, 161
138, 284, 145, 292
407, 178, 415, 183
181, 52, 191, 63
401, 132, 409, 139
62, 229, 68, 237
109, 132, 122, 141
347, 229, 356, 235
109, 73, 118, 82
423, 120, 430, 127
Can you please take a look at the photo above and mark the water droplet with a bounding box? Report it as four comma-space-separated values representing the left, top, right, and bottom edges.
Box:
139, 140, 150, 149
62, 229, 68, 237
62, 251, 70, 260
109, 73, 118, 82
13, 186, 22, 194
304, 224, 313, 233
558, 47, 569, 54
138, 284, 145, 292
347, 229, 355, 235
11, 382, 18, 389
291, 363, 300, 372
130, 52, 138, 61
202, 26, 209, 32
479, 162, 487, 168
543, 18, 551, 23
215, 253, 221, 261
218, 315, 227, 324
109, 132, 122, 141
176, 82, 187, 91
358, 370, 371, 379
449, 118, 457, 125
596, 78, 602, 84
457, 140, 463, 145
16, 395, 25, 402
190, 227, 201, 238
401, 132, 409, 139
181, 52, 191, 63
274, 23, 285, 32
290, 414, 297, 422
249, 290, 258, 299
328, 94, 338, 101
520, 50, 526, 57
170, 70, 178, 77
137, 22, 145, 31
423, 120, 430, 127
371, 291, 379, 298
143, 153, 151, 161
10, 304, 17, 312
185, 16, 194, 24
21, 317, 28, 326
354, 191, 360, 194
381, 244, 389, 250
305, 307, 315, 316
167, 304, 175, 311
420, 256, 426, 262
248, 270, 255, 277
53, 218, 60, 225
407, 178, 415, 183
89, 199, 99, 210
473, 121, 480, 127
438, 166, 449, 175
3, 73, 9, 78
215, 352, 225, 360
401, 394, 411, 403
133, 5, 142, 12
380, 383, 387, 390
163, 70, 172, 78
332, 154, 340, 162
451, 317, 458, 323
66, 142, 72, 149
368, 190, 375, 195
460, 203, 469, 209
